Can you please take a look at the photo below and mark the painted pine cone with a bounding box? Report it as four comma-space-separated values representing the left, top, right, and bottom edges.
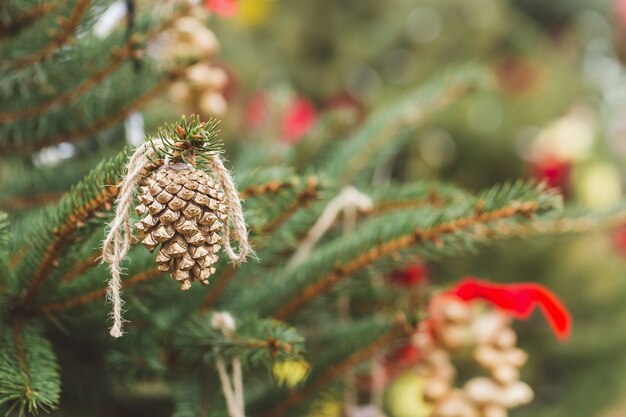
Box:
135, 163, 227, 290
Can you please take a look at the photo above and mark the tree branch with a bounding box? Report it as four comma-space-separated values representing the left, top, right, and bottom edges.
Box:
19, 185, 118, 304
0, 3, 192, 123
0, 3, 57, 42
259, 322, 410, 417
7, 0, 91, 70
36, 268, 162, 314
8, 68, 185, 152
273, 201, 540, 320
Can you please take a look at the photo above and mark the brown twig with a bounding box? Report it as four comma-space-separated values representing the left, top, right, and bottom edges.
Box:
0, 192, 64, 211
260, 322, 410, 417
252, 176, 320, 234
239, 179, 297, 199
19, 186, 118, 304
370, 194, 448, 215
36, 268, 162, 314
8, 0, 90, 69
0, 3, 57, 42
60, 253, 100, 283
273, 201, 541, 320
199, 266, 236, 312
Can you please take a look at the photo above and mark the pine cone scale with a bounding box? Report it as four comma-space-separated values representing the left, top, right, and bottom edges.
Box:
136, 163, 227, 290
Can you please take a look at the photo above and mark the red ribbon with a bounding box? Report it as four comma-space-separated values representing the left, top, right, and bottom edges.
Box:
205, 0, 238, 16
448, 277, 571, 341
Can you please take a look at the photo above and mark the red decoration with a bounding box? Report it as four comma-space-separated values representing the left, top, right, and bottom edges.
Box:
616, 0, 626, 29
529, 155, 571, 193
205, 0, 237, 16
244, 92, 270, 130
280, 96, 317, 143
613, 225, 626, 257
448, 277, 572, 341
389, 264, 428, 287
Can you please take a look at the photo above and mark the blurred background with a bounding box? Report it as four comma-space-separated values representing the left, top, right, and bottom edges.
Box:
5, 0, 626, 415
185, 0, 626, 415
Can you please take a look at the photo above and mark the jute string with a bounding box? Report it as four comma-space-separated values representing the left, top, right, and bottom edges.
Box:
212, 312, 246, 417
101, 140, 251, 338
287, 186, 373, 270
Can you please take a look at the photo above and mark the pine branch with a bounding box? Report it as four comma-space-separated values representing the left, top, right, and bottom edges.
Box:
273, 200, 543, 320
0, 3, 192, 123
258, 319, 410, 417
18, 183, 118, 304
227, 182, 561, 318
174, 314, 305, 367
251, 176, 320, 235
323, 66, 486, 184
36, 267, 162, 314
53, 176, 311, 296
0, 3, 57, 42
9, 151, 132, 302
0, 320, 60, 416
199, 266, 236, 312
6, 0, 90, 70
7, 66, 187, 152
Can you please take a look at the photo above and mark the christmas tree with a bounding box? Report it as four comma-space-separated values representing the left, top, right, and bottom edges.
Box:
1, 1, 625, 417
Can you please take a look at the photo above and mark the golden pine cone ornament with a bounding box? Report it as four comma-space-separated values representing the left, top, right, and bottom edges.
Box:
135, 163, 227, 290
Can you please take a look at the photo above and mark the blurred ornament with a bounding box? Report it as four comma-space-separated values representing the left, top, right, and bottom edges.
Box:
612, 225, 626, 258
493, 56, 545, 96
244, 91, 271, 130
235, 0, 274, 27
281, 96, 317, 143
389, 264, 428, 287
617, 0, 626, 28
205, 0, 237, 17
272, 359, 311, 388
529, 155, 572, 192
528, 108, 595, 164
574, 162, 622, 210
413, 295, 538, 417
169, 62, 231, 117
385, 373, 432, 417
159, 16, 220, 62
